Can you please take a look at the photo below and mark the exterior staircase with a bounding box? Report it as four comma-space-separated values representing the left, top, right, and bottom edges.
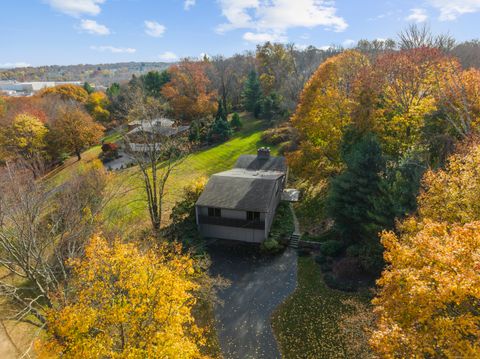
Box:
288, 203, 301, 249
289, 233, 301, 249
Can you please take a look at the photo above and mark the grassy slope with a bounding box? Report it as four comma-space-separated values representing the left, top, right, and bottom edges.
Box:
46, 114, 274, 236
35, 114, 271, 357
272, 256, 369, 359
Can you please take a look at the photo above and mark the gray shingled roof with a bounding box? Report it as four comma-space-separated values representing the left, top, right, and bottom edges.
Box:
234, 155, 287, 173
196, 169, 284, 212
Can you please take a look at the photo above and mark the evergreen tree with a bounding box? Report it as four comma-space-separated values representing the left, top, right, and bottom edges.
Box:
230, 112, 242, 130
106, 83, 120, 98
188, 120, 201, 142
83, 82, 94, 94
208, 100, 232, 142
142, 70, 170, 98
327, 128, 387, 273
260, 92, 282, 121
242, 70, 263, 117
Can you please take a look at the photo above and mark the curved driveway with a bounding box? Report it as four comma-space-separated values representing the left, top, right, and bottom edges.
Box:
208, 242, 297, 359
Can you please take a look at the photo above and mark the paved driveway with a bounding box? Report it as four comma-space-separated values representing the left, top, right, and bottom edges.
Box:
208, 242, 297, 359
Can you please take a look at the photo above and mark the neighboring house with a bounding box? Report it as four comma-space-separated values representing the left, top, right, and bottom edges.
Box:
125, 118, 189, 152
127, 118, 175, 132
195, 148, 288, 243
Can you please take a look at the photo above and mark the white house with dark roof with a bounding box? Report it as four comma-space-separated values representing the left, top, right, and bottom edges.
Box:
125, 118, 189, 152
195, 148, 288, 243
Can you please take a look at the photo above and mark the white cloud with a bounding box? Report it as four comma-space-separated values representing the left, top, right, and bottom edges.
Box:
342, 39, 356, 47
0, 62, 31, 69
144, 20, 166, 37
184, 0, 195, 10
45, 0, 105, 17
243, 31, 287, 43
406, 8, 428, 22
90, 45, 136, 53
216, 0, 347, 43
79, 19, 110, 35
427, 0, 480, 20
159, 51, 178, 62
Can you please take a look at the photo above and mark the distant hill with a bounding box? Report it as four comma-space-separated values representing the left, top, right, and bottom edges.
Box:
0, 62, 172, 86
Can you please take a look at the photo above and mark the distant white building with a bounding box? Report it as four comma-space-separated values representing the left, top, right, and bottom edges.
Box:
0, 81, 82, 96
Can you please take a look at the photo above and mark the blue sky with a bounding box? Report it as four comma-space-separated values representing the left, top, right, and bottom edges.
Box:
1, 0, 480, 67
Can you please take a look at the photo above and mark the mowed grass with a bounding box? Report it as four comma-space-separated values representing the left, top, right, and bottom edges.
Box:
4, 114, 270, 356
46, 114, 274, 235
272, 256, 369, 359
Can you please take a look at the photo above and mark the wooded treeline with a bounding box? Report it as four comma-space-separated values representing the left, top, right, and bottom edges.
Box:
287, 26, 480, 358
0, 24, 480, 357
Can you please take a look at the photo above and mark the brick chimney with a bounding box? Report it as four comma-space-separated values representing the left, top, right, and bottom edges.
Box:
257, 147, 270, 159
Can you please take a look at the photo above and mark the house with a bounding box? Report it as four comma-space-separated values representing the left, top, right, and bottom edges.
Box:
126, 118, 175, 132
195, 148, 288, 243
125, 118, 189, 152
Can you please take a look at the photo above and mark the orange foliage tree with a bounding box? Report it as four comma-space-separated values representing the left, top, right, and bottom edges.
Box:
49, 105, 104, 160
40, 235, 206, 358
371, 141, 480, 357
162, 60, 217, 121
288, 47, 466, 181
1, 96, 48, 123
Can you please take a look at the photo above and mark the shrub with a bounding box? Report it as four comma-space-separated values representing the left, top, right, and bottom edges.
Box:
261, 238, 282, 254
268, 202, 295, 242
278, 140, 297, 155
230, 112, 242, 130
346, 244, 361, 257
297, 248, 311, 257
101, 142, 119, 153
303, 229, 339, 243
261, 126, 293, 145
320, 240, 344, 257
319, 260, 333, 273
323, 272, 356, 292
315, 254, 327, 264
58, 152, 70, 164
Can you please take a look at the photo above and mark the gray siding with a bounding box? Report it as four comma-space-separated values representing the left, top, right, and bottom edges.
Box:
195, 174, 286, 243
199, 224, 265, 243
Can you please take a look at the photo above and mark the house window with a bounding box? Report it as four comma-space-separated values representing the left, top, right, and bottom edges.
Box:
247, 211, 260, 221
208, 207, 221, 217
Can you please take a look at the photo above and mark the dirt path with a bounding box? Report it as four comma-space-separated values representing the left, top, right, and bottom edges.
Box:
208, 242, 297, 359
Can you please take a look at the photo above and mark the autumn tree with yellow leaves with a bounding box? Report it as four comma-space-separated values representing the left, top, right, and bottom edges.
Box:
38, 83, 89, 103
0, 113, 48, 176
371, 141, 480, 357
86, 91, 111, 124
40, 235, 207, 358
288, 50, 369, 179
288, 47, 474, 181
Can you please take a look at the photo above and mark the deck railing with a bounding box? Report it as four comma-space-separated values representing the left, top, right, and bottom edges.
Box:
198, 215, 265, 230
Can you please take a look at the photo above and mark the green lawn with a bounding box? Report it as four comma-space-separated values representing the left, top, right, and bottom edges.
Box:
103, 115, 276, 234
46, 114, 274, 236
28, 114, 273, 357
272, 256, 370, 359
